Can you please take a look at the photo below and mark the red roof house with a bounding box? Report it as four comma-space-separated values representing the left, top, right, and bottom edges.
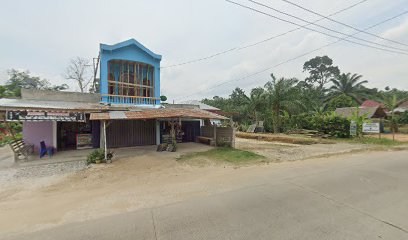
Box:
361, 100, 384, 108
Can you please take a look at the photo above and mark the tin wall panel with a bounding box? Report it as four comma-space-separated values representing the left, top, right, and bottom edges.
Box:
107, 120, 156, 148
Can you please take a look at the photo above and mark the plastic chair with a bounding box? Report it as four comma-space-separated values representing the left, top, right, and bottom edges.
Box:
40, 141, 54, 158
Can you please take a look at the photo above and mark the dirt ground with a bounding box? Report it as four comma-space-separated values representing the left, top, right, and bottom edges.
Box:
0, 138, 405, 238
367, 133, 408, 142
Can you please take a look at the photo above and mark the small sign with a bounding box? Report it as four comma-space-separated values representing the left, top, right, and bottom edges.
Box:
363, 122, 380, 133
76, 134, 93, 149
6, 110, 85, 122
350, 121, 357, 136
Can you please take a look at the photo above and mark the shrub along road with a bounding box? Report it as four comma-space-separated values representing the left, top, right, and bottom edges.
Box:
5, 150, 408, 240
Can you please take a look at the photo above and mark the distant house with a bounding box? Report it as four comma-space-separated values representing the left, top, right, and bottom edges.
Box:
178, 100, 220, 112
361, 100, 384, 108
335, 107, 387, 119
394, 100, 408, 113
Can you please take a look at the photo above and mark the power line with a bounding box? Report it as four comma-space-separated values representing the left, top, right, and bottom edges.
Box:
175, 9, 408, 101
244, 0, 408, 53
160, 0, 369, 69
279, 0, 408, 47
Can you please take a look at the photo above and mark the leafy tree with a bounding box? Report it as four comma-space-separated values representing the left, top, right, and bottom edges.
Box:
247, 87, 265, 122
381, 87, 408, 101
329, 73, 368, 104
202, 96, 231, 111
303, 56, 340, 91
297, 81, 325, 111
0, 86, 6, 98
326, 94, 355, 111
264, 74, 304, 133
4, 69, 68, 97
226, 87, 266, 122
229, 88, 249, 109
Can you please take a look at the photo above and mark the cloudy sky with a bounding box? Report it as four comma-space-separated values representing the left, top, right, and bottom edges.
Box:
0, 0, 407, 102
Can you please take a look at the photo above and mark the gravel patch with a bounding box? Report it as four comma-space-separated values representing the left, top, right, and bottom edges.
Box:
0, 160, 89, 184
235, 138, 374, 162
14, 161, 88, 179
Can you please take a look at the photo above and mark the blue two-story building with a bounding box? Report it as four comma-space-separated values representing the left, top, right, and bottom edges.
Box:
0, 39, 226, 157
99, 39, 162, 106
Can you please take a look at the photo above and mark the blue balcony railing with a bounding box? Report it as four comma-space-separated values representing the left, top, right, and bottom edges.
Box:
101, 94, 159, 105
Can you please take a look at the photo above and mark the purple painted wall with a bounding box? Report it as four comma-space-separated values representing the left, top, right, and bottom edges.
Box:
23, 122, 54, 153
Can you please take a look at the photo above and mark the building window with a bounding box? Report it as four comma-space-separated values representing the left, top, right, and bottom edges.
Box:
107, 60, 154, 99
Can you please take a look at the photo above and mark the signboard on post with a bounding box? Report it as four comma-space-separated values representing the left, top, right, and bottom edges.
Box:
350, 121, 357, 136
362, 122, 380, 133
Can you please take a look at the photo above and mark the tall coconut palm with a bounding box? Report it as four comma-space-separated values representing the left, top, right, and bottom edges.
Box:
329, 73, 368, 104
264, 74, 304, 133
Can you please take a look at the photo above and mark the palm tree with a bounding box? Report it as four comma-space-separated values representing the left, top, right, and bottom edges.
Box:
264, 74, 304, 133
229, 87, 265, 123
247, 87, 265, 122
382, 94, 407, 141
329, 73, 368, 104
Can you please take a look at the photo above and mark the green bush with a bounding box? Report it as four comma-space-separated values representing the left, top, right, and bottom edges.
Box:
398, 112, 408, 124
326, 94, 355, 111
284, 112, 350, 138
317, 113, 350, 138
86, 148, 114, 165
160, 95, 167, 102
0, 122, 23, 146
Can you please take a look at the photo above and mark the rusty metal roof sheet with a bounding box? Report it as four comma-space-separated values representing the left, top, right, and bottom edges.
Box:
90, 108, 227, 120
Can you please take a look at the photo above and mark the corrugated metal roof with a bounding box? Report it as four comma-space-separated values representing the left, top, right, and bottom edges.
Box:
178, 100, 220, 111
0, 98, 103, 111
90, 108, 227, 120
394, 107, 407, 113
361, 100, 384, 108
398, 100, 408, 108
335, 107, 386, 119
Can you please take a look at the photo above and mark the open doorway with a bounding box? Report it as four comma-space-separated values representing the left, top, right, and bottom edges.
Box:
57, 116, 100, 151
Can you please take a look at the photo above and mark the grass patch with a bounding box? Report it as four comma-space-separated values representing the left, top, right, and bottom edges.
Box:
336, 137, 404, 146
177, 147, 266, 165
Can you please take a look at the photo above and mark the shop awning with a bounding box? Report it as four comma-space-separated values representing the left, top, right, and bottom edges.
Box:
5, 110, 86, 122
90, 108, 228, 121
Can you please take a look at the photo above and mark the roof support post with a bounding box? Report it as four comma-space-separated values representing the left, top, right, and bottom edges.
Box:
213, 122, 217, 147
103, 120, 108, 163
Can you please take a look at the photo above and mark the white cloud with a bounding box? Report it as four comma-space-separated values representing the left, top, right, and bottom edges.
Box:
0, 0, 407, 100
381, 17, 408, 42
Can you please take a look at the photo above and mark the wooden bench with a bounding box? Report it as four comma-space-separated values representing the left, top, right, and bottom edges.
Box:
9, 139, 34, 161
196, 136, 215, 146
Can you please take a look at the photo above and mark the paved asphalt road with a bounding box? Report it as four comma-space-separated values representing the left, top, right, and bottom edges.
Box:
5, 151, 408, 240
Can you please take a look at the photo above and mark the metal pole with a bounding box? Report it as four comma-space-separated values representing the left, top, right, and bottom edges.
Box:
103, 120, 107, 161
